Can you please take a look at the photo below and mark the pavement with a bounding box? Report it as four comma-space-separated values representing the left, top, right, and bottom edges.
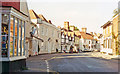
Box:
89, 52, 120, 60
21, 52, 119, 72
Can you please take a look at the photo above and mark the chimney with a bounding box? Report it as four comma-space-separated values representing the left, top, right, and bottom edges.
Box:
97, 33, 100, 36
70, 26, 75, 31
64, 21, 69, 30
82, 28, 87, 33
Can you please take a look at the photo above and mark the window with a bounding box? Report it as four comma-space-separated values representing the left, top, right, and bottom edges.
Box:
84, 40, 86, 43
52, 43, 54, 50
89, 46, 90, 49
10, 15, 14, 57
41, 26, 44, 35
14, 17, 18, 56
89, 41, 90, 44
94, 45, 96, 48
1, 14, 9, 57
9, 15, 25, 57
19, 20, 21, 56
96, 41, 97, 43
103, 40, 105, 48
83, 45, 85, 48
92, 41, 94, 44
110, 25, 112, 34
109, 39, 112, 49
22, 21, 25, 56
91, 45, 93, 48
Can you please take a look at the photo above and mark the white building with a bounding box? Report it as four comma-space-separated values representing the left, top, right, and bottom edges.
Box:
79, 28, 98, 51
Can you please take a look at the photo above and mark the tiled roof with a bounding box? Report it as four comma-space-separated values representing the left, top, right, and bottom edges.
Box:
61, 28, 73, 32
29, 10, 39, 19
101, 21, 112, 28
74, 31, 81, 36
80, 32, 95, 40
1, 0, 20, 11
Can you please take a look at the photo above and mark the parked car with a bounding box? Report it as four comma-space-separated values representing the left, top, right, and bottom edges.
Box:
81, 48, 93, 52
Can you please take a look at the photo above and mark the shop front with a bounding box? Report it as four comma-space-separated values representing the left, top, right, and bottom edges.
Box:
0, 6, 28, 72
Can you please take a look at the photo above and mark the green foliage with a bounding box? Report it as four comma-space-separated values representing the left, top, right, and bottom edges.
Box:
69, 25, 79, 31
112, 32, 120, 55
75, 27, 79, 31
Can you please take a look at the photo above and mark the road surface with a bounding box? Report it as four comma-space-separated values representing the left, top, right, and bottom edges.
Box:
22, 52, 118, 72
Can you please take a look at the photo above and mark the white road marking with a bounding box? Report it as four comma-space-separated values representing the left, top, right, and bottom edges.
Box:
45, 60, 50, 73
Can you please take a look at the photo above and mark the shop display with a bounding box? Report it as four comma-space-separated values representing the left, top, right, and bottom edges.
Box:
2, 25, 8, 57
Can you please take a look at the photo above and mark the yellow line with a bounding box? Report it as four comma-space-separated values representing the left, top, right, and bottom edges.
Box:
47, 55, 93, 61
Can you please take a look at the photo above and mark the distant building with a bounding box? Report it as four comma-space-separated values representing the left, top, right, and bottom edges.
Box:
90, 32, 103, 51
61, 22, 75, 52
79, 28, 98, 51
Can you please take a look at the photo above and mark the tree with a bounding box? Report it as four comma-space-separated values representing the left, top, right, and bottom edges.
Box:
75, 27, 79, 31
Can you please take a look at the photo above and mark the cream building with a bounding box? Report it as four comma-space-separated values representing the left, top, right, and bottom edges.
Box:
29, 10, 61, 54
101, 14, 120, 55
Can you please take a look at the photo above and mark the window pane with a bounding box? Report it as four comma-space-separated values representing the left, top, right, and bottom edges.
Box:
10, 15, 14, 57
22, 21, 24, 56
1, 14, 9, 57
19, 20, 21, 56
14, 17, 18, 56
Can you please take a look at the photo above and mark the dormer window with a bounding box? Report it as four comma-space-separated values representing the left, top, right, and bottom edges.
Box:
37, 18, 42, 24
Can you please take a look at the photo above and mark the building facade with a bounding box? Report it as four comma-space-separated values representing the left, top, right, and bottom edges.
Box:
61, 28, 75, 53
29, 10, 61, 54
101, 14, 120, 55
79, 28, 98, 51
61, 22, 81, 53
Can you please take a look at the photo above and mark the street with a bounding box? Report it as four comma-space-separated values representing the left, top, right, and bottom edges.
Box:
22, 52, 118, 72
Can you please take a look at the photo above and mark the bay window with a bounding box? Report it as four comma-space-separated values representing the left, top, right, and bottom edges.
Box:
1, 8, 26, 59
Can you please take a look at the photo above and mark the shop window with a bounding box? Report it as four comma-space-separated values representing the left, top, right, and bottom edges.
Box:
19, 20, 21, 56
1, 14, 9, 57
22, 21, 25, 56
10, 15, 14, 57
14, 17, 18, 56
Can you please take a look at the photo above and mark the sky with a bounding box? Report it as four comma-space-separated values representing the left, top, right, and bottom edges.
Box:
27, 0, 119, 33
